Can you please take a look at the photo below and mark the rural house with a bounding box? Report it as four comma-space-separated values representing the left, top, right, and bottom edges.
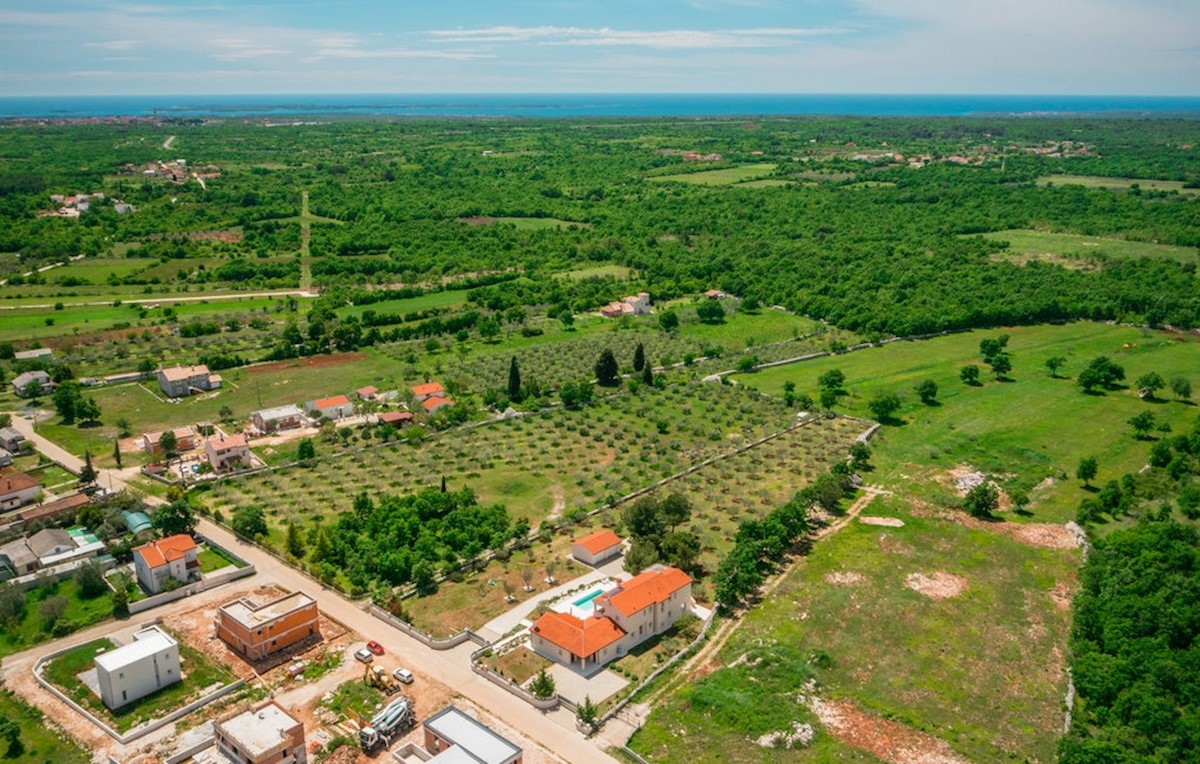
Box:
133, 534, 200, 593
0, 427, 25, 453
26, 526, 104, 566
355, 385, 378, 400
422, 706, 523, 764
214, 700, 307, 764
17, 492, 90, 526
11, 370, 52, 397
422, 396, 455, 414
378, 411, 414, 428
206, 434, 250, 472
94, 625, 181, 709
306, 394, 353, 420
600, 292, 651, 318
251, 404, 306, 434
13, 347, 53, 361
571, 530, 623, 566
0, 538, 38, 578
141, 426, 197, 454
157, 364, 221, 398
410, 381, 445, 402
530, 564, 692, 674
0, 472, 42, 511
216, 591, 320, 661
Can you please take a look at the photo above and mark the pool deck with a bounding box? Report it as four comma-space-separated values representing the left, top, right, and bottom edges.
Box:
476, 555, 627, 643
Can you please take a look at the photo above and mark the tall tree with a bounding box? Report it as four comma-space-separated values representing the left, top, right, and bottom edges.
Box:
595, 349, 620, 387
914, 379, 938, 405
633, 343, 646, 372
1171, 377, 1193, 402
112, 438, 122, 469
507, 356, 521, 401
153, 500, 196, 536
960, 365, 981, 386
78, 450, 97, 486
1076, 456, 1098, 487
1136, 371, 1166, 399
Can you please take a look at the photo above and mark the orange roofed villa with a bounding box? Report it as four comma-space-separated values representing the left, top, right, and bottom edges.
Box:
530, 564, 692, 675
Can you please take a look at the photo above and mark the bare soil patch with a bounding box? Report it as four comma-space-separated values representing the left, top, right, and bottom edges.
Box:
905, 571, 968, 600
907, 498, 1079, 550
807, 696, 969, 764
859, 516, 905, 527
247, 352, 369, 375
824, 571, 867, 587
457, 216, 496, 226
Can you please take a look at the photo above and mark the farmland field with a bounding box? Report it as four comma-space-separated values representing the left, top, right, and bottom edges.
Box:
979, 228, 1198, 267
649, 163, 778, 185
1038, 174, 1200, 195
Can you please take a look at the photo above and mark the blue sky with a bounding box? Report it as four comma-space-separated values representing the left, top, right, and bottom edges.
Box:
1, 0, 1197, 96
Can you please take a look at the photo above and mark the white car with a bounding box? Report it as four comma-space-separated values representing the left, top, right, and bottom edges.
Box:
392, 668, 414, 684
354, 648, 374, 664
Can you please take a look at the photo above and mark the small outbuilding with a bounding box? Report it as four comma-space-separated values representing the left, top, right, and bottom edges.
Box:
571, 530, 623, 566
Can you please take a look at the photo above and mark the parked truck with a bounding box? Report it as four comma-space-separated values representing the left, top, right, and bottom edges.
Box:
359, 696, 414, 752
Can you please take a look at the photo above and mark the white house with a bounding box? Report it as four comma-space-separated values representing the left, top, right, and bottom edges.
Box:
0, 472, 42, 511
133, 534, 200, 593
571, 530, 623, 566
0, 427, 25, 453
157, 365, 221, 398
12, 370, 52, 397
94, 625, 181, 709
306, 394, 353, 420
206, 434, 251, 472
251, 404, 306, 434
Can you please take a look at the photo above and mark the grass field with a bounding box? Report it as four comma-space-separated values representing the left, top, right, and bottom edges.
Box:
0, 579, 114, 660
0, 686, 90, 764
979, 228, 1198, 267
558, 265, 635, 280
1038, 175, 1200, 195
650, 163, 778, 186
45, 258, 151, 284
735, 322, 1200, 523
336, 289, 470, 319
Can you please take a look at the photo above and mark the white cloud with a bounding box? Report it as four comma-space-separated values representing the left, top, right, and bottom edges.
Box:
84, 40, 139, 51
426, 25, 844, 49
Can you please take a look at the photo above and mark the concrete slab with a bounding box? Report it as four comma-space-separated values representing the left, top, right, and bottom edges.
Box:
546, 663, 628, 705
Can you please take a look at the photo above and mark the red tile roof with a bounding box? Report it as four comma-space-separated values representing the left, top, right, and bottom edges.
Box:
603, 566, 691, 618
531, 611, 625, 658
356, 386, 378, 397
573, 530, 622, 556
1, 471, 40, 495
410, 381, 444, 398
18, 492, 88, 523
422, 397, 454, 412
313, 394, 351, 409
379, 411, 414, 425
209, 434, 248, 450
134, 534, 197, 569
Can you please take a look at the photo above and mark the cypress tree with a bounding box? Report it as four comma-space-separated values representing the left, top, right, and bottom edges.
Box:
633, 342, 646, 372
507, 356, 521, 401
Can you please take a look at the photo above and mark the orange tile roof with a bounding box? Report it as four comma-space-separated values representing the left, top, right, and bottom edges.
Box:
209, 434, 248, 450
604, 566, 691, 618
531, 611, 625, 658
410, 381, 444, 398
574, 530, 622, 556
422, 397, 454, 412
313, 394, 351, 409
18, 492, 88, 523
134, 533, 197, 569
379, 411, 414, 424
356, 386, 378, 396
1, 471, 40, 495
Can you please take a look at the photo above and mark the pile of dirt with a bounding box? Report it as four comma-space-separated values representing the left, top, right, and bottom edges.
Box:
824, 571, 867, 587
859, 516, 905, 527
949, 465, 987, 494
905, 571, 968, 600
804, 695, 969, 764
755, 721, 816, 749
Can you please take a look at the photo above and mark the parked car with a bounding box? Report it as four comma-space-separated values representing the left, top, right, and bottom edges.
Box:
354, 648, 374, 664
366, 640, 385, 655
392, 668, 414, 684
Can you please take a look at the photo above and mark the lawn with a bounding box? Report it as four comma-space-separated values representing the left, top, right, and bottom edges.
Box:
320, 677, 391, 721
632, 492, 1077, 763
44, 637, 236, 733
0, 578, 114, 660
1038, 174, 1200, 195
558, 265, 635, 281
336, 288, 470, 319
649, 163, 778, 186
0, 686, 90, 764
495, 216, 592, 230
735, 322, 1200, 523
478, 646, 551, 685
197, 545, 243, 573
978, 228, 1198, 266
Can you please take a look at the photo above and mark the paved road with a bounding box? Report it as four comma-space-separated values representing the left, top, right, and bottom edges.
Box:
194, 519, 617, 763
7, 414, 154, 503
0, 289, 319, 311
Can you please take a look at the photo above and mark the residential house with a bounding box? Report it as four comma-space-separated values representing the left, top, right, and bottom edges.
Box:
703, 289, 727, 300
25, 528, 75, 562
206, 434, 250, 472
0, 450, 11, 469
0, 538, 38, 579
157, 365, 221, 398
13, 348, 52, 362
216, 592, 320, 661
133, 534, 200, 594
215, 701, 307, 764
571, 530, 623, 566
422, 706, 523, 764
0, 472, 42, 511
378, 411, 414, 428
410, 381, 445, 402
599, 292, 651, 319
354, 386, 378, 400
95, 626, 181, 709
17, 492, 90, 526
530, 564, 691, 674
0, 427, 25, 453
251, 404, 306, 434
422, 396, 455, 414
12, 370, 52, 397
306, 395, 353, 421
141, 426, 197, 454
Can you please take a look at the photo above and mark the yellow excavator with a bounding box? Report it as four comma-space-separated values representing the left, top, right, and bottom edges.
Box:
363, 663, 400, 695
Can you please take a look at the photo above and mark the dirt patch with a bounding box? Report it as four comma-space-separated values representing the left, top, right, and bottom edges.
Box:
756, 720, 816, 749
877, 534, 913, 555
905, 571, 968, 600
824, 571, 867, 587
806, 695, 969, 764
908, 498, 1079, 551
946, 464, 987, 495
688, 659, 722, 683
457, 216, 496, 226
147, 229, 243, 243
859, 516, 905, 528
247, 352, 369, 375
1049, 582, 1074, 610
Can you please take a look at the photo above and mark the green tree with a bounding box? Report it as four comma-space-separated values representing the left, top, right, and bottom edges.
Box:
633, 343, 646, 372
559, 311, 575, 330
661, 531, 699, 574
232, 506, 268, 539
819, 387, 838, 410
153, 500, 196, 536
113, 438, 122, 469
52, 381, 82, 424
595, 349, 620, 387
623, 496, 666, 540
1076, 456, 1098, 487
0, 718, 23, 758
988, 353, 1012, 380
74, 560, 107, 598
1136, 371, 1166, 399
963, 482, 999, 518
76, 397, 101, 424
1078, 356, 1125, 393
641, 361, 654, 386
660, 493, 692, 530
560, 380, 594, 408
112, 586, 129, 619
867, 392, 902, 423
979, 335, 1009, 363
21, 380, 43, 399
576, 695, 598, 730
137, 358, 155, 380
1045, 356, 1067, 378
914, 379, 938, 405
478, 318, 501, 341
817, 369, 846, 392
657, 310, 679, 333
412, 558, 437, 594
696, 300, 725, 324
507, 356, 522, 401
0, 584, 25, 625
1170, 377, 1192, 402
960, 365, 981, 385
1128, 411, 1157, 439
286, 522, 306, 558
530, 668, 556, 699
159, 429, 178, 457
38, 595, 67, 630
0, 413, 9, 428
78, 450, 97, 486
849, 442, 872, 471
297, 438, 315, 462
1149, 440, 1173, 468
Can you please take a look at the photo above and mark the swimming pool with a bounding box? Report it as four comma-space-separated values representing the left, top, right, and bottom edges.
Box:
573, 589, 604, 609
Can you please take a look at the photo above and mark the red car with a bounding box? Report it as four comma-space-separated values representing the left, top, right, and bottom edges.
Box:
366, 640, 385, 655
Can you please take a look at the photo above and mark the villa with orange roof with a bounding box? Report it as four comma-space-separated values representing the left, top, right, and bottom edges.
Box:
410, 381, 445, 401
571, 529, 623, 566
422, 396, 455, 414
530, 564, 691, 674
306, 394, 353, 420
206, 434, 250, 472
133, 534, 200, 593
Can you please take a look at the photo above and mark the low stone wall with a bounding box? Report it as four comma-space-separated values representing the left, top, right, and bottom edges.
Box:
126, 563, 255, 615
368, 605, 487, 650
